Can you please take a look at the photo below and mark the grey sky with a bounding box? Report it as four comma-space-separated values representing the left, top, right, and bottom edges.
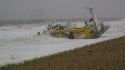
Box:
0, 0, 125, 20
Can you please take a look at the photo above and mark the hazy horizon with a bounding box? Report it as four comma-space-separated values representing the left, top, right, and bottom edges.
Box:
0, 0, 125, 20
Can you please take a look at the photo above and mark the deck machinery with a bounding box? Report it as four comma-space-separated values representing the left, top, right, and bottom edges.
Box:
39, 8, 110, 39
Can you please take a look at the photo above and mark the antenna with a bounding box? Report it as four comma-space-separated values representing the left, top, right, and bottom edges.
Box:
86, 7, 94, 18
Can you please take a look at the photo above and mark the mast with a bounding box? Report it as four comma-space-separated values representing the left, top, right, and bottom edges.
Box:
87, 8, 98, 33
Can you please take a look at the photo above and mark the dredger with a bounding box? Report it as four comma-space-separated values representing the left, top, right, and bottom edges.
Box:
38, 8, 110, 39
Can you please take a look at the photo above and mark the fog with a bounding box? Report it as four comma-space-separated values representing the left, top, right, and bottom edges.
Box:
0, 0, 125, 20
